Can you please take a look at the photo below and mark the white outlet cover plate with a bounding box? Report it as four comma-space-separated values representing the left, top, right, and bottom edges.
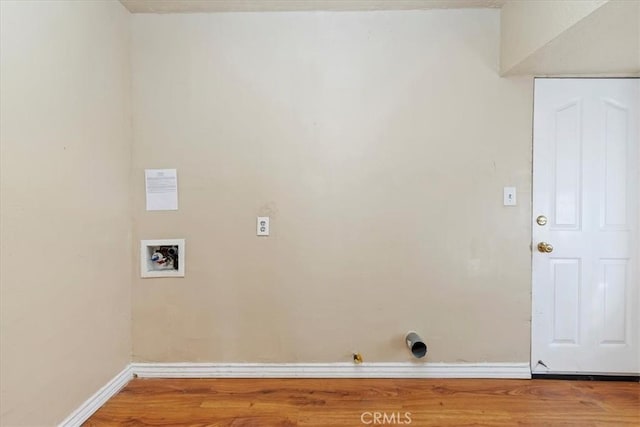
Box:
257, 216, 270, 236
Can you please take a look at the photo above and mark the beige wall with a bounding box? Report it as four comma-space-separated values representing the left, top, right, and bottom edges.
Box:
502, 0, 640, 76
500, 0, 607, 74
131, 10, 533, 363
0, 1, 132, 425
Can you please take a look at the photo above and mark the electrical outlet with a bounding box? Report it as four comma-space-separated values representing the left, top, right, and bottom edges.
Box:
257, 216, 270, 236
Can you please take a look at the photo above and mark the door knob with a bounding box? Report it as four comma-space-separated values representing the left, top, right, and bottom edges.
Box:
537, 242, 553, 253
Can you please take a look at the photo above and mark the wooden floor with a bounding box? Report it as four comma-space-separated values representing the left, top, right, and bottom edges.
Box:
85, 378, 639, 426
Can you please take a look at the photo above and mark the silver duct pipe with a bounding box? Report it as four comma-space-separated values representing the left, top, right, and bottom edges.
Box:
405, 331, 427, 358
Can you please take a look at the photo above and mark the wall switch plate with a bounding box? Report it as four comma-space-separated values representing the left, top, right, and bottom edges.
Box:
503, 187, 517, 206
257, 216, 270, 236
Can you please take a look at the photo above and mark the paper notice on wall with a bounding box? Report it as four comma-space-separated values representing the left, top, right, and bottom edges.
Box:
145, 169, 178, 211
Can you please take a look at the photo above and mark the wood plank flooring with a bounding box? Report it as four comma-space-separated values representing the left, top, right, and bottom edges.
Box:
85, 378, 639, 426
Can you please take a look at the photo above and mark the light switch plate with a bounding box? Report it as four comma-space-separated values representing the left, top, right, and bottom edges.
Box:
504, 187, 517, 206
257, 216, 270, 236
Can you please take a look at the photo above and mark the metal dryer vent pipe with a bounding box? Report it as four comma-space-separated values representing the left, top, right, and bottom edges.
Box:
405, 331, 428, 358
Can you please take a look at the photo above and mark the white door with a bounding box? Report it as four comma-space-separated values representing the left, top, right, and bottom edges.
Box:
532, 78, 639, 375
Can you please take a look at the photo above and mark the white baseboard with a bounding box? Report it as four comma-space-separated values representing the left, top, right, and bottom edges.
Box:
58, 361, 530, 425
130, 362, 531, 379
58, 365, 133, 427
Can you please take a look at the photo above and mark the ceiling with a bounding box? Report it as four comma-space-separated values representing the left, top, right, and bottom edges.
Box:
120, 0, 506, 13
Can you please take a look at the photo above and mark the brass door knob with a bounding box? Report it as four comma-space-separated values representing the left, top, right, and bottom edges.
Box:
537, 242, 553, 253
